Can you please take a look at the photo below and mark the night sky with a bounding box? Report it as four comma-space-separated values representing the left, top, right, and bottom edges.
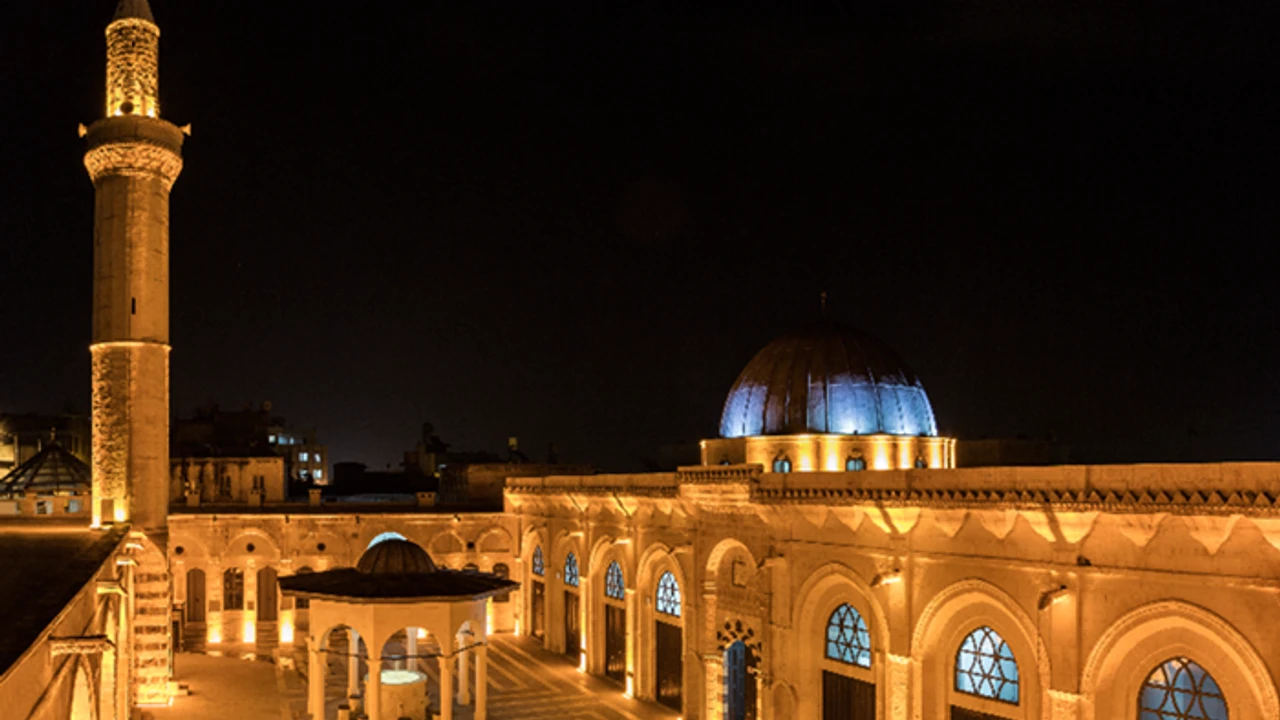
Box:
1, 2, 1276, 470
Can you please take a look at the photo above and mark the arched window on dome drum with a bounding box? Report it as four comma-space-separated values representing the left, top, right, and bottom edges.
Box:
846, 456, 866, 471
656, 571, 681, 617
773, 455, 792, 473
605, 561, 625, 600
1139, 657, 1228, 720
532, 546, 545, 577
564, 552, 580, 587
825, 603, 872, 668
914, 456, 928, 469
955, 626, 1019, 704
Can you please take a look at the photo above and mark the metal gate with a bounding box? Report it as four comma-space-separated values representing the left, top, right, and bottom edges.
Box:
186, 568, 206, 623
724, 641, 756, 720
564, 591, 581, 662
256, 567, 278, 622
531, 580, 545, 640
822, 670, 875, 719
605, 605, 626, 684
655, 620, 683, 712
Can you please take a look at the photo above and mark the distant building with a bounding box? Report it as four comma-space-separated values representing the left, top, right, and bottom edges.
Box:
173, 401, 330, 486
0, 412, 90, 476
171, 455, 287, 506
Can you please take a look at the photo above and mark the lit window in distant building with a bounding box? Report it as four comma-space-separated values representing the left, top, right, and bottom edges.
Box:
315, 470, 323, 480
252, 475, 264, 491
773, 455, 792, 473
299, 470, 310, 480
915, 456, 928, 469
68, 498, 82, 513
299, 452, 309, 462
315, 454, 322, 463
846, 456, 867, 471
268, 435, 276, 444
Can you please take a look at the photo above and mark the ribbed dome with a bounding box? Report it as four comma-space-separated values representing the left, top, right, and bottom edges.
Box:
356, 539, 438, 575
719, 321, 938, 438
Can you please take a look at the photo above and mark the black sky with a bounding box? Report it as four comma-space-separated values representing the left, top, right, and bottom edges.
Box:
1, 2, 1277, 470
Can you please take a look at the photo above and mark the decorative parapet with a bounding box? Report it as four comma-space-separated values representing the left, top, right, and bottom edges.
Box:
676, 464, 762, 485
754, 485, 1280, 517
504, 473, 679, 498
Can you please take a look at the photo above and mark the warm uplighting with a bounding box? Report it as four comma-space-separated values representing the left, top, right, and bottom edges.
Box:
871, 570, 902, 587
279, 618, 295, 645
417, 627, 428, 640
1039, 585, 1071, 610
242, 619, 256, 644
625, 676, 634, 698
381, 669, 426, 686
207, 626, 222, 644
486, 598, 494, 635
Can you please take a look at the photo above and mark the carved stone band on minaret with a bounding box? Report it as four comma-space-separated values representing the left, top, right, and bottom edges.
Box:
84, 116, 184, 189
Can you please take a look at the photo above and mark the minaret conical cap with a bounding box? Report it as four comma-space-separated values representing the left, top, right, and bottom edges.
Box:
113, 0, 156, 23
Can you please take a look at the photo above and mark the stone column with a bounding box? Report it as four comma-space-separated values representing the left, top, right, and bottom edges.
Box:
347, 628, 361, 699
406, 626, 418, 672
476, 644, 489, 720
458, 640, 472, 705
439, 653, 455, 720
308, 637, 325, 720
365, 652, 382, 720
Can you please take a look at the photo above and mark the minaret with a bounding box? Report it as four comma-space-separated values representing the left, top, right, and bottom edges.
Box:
84, 0, 183, 708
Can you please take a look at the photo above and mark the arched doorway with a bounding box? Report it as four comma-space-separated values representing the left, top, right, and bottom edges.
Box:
603, 560, 626, 684
186, 568, 206, 623
724, 640, 757, 720
655, 570, 683, 711
530, 546, 546, 641
257, 567, 278, 622
564, 552, 581, 664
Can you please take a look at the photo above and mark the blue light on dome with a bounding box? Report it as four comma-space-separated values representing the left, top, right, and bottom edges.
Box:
719, 321, 938, 438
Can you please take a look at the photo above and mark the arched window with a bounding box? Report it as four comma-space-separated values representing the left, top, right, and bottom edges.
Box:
956, 626, 1019, 704
295, 567, 313, 609
532, 546, 544, 576
846, 456, 866, 471
773, 455, 792, 473
223, 568, 244, 611
1140, 657, 1228, 720
656, 571, 681, 617
564, 552, 580, 587
825, 603, 872, 668
367, 531, 407, 549
605, 561, 625, 600
914, 456, 928, 469
492, 563, 511, 603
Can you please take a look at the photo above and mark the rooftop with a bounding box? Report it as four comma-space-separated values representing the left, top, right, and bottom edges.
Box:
0, 523, 126, 677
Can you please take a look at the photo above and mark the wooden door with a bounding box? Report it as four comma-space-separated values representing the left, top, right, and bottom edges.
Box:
256, 567, 278, 622
655, 620, 683, 712
822, 670, 875, 719
605, 605, 626, 683
724, 641, 757, 720
531, 580, 545, 640
186, 569, 206, 623
564, 591, 581, 663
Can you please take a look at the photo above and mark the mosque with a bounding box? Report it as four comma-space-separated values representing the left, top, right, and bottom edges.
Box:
0, 2, 1277, 720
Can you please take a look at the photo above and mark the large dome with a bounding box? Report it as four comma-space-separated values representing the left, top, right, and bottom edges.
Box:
719, 320, 938, 438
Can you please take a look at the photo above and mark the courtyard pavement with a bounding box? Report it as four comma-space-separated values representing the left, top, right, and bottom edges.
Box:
146, 634, 679, 720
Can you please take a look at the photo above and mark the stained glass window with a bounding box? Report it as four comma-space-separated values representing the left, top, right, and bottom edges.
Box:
846, 456, 866, 471
564, 552, 580, 587
656, 571, 681, 617
955, 626, 1019, 704
773, 456, 792, 473
605, 561, 625, 600
825, 603, 872, 668
532, 546, 544, 576
1140, 657, 1228, 720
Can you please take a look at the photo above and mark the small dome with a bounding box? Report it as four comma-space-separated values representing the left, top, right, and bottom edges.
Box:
720, 320, 938, 438
356, 539, 437, 574
0, 442, 90, 498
